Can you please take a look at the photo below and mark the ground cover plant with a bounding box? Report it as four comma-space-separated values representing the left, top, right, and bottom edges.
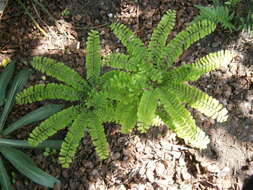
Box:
0, 62, 62, 189
193, 0, 253, 36
16, 30, 115, 168
103, 10, 234, 149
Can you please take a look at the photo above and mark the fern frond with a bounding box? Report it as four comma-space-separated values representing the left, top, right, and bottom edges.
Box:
166, 50, 233, 83
110, 23, 148, 61
16, 83, 83, 104
59, 110, 88, 168
137, 89, 158, 132
162, 20, 216, 66
103, 53, 137, 72
86, 30, 101, 84
159, 88, 210, 149
28, 106, 80, 146
151, 115, 165, 127
115, 100, 138, 134
87, 114, 109, 159
148, 10, 176, 64
31, 57, 88, 91
193, 5, 235, 30
168, 83, 228, 122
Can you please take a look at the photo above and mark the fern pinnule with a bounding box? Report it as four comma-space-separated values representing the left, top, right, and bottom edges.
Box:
31, 57, 88, 91
86, 30, 101, 84
162, 20, 216, 66
59, 110, 88, 168
16, 83, 82, 104
28, 106, 80, 146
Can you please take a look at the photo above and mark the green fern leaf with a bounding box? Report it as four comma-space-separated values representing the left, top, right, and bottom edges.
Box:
16, 83, 83, 104
166, 50, 233, 83
59, 110, 88, 168
162, 20, 216, 66
168, 83, 228, 122
110, 23, 148, 61
103, 53, 137, 72
86, 30, 101, 84
115, 100, 138, 134
159, 88, 210, 149
31, 57, 88, 91
137, 89, 158, 132
28, 106, 80, 146
148, 10, 176, 64
193, 5, 235, 30
87, 114, 109, 159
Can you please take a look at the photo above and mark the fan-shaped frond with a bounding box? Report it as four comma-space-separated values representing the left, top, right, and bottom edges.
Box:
103, 53, 137, 72
159, 88, 210, 149
28, 106, 80, 146
31, 57, 88, 91
16, 83, 83, 104
87, 114, 109, 159
193, 5, 235, 30
148, 10, 176, 64
59, 110, 88, 168
168, 83, 228, 122
162, 20, 216, 66
137, 89, 158, 132
166, 50, 233, 83
110, 23, 148, 62
86, 30, 101, 84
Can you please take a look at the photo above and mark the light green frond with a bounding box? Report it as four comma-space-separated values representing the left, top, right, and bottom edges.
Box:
166, 50, 233, 83
103, 71, 135, 101
137, 89, 158, 132
168, 83, 228, 122
110, 23, 148, 60
31, 57, 88, 91
87, 114, 109, 159
159, 88, 210, 149
28, 106, 80, 147
16, 83, 83, 104
148, 10, 176, 64
162, 20, 216, 66
86, 30, 101, 84
193, 5, 235, 30
59, 110, 88, 168
103, 53, 137, 72
151, 115, 165, 127
115, 100, 138, 134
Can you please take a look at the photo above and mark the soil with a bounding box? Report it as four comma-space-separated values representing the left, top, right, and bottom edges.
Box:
0, 0, 253, 189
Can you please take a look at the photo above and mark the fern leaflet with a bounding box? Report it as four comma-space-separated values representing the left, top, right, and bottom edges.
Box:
16, 83, 83, 104
31, 57, 88, 91
86, 30, 101, 84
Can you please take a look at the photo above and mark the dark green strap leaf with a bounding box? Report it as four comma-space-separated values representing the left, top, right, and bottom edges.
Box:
0, 139, 62, 149
0, 61, 15, 106
0, 69, 31, 132
3, 104, 63, 136
0, 156, 13, 190
0, 147, 60, 188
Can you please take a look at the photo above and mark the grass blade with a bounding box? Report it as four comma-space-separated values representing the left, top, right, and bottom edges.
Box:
0, 156, 13, 190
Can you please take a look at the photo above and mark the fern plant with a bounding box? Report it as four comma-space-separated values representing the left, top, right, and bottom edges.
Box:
103, 10, 233, 149
0, 62, 62, 189
16, 30, 113, 168
194, 0, 253, 36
